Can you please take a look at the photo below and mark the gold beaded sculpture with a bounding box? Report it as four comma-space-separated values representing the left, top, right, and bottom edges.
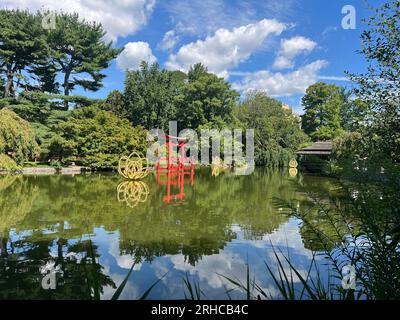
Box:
289, 159, 298, 168
211, 157, 223, 177
118, 152, 150, 180
117, 181, 150, 208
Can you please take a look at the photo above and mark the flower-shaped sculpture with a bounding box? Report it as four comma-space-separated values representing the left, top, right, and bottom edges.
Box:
289, 159, 298, 168
118, 152, 150, 180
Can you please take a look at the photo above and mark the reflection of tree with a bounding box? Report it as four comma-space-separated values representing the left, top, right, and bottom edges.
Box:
288, 176, 355, 251
286, 165, 400, 299
0, 169, 349, 298
52, 239, 115, 300
0, 235, 115, 299
0, 175, 38, 236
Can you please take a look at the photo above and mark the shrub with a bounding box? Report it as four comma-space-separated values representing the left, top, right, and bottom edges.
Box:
0, 154, 20, 172
0, 107, 40, 164
47, 106, 148, 169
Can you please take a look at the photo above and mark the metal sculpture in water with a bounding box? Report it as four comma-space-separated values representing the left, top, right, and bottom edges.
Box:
117, 152, 150, 207
118, 152, 150, 180
289, 159, 298, 177
289, 159, 298, 169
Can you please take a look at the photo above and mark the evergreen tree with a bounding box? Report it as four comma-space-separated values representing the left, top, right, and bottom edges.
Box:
46, 12, 122, 109
0, 10, 47, 97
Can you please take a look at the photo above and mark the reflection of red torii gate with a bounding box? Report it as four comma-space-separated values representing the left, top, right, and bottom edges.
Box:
156, 135, 194, 204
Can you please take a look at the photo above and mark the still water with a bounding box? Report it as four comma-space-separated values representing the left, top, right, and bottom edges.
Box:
0, 168, 343, 299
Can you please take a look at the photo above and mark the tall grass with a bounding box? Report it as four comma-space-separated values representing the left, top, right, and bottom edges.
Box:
111, 261, 169, 300
201, 165, 400, 300
183, 273, 205, 300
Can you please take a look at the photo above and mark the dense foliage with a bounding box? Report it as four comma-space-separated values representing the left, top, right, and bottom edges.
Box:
301, 82, 347, 141
44, 12, 122, 109
0, 154, 20, 172
0, 10, 47, 97
347, 0, 400, 164
47, 107, 148, 169
236, 92, 309, 166
0, 108, 39, 164
1, 6, 385, 171
176, 63, 239, 130
123, 62, 184, 131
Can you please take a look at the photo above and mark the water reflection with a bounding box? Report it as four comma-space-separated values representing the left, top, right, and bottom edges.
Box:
0, 169, 344, 299
117, 181, 150, 208
156, 169, 194, 205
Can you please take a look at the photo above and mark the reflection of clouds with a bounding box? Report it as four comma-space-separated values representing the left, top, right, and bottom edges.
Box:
101, 254, 143, 300
102, 268, 142, 300
68, 218, 327, 299
169, 251, 246, 289
152, 258, 170, 280
108, 238, 142, 271
243, 219, 314, 258
138, 220, 322, 299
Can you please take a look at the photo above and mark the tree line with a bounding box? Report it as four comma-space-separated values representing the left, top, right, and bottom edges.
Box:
1, 1, 399, 171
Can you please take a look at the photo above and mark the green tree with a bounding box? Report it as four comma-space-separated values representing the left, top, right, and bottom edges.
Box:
349, 0, 400, 163
188, 62, 208, 82
48, 107, 147, 169
0, 10, 47, 97
100, 90, 127, 119
177, 63, 239, 130
46, 12, 122, 109
0, 108, 39, 164
340, 98, 369, 131
124, 62, 184, 131
301, 82, 347, 141
0, 77, 5, 95
236, 91, 309, 167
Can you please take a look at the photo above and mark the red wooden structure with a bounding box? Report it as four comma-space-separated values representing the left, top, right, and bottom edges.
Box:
156, 135, 194, 177
156, 135, 194, 203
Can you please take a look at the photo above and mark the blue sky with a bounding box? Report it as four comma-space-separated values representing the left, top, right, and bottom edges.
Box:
1, 0, 387, 114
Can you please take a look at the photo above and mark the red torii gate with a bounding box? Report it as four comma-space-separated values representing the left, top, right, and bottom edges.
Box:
156, 135, 194, 174
156, 135, 194, 203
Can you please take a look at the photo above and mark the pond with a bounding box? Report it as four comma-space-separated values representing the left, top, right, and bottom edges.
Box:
0, 168, 345, 299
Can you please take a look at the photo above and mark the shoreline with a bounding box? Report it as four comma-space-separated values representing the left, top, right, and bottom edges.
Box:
0, 166, 93, 175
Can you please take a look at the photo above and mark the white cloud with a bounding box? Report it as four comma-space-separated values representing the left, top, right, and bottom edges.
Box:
0, 0, 156, 42
318, 75, 350, 82
158, 30, 179, 52
233, 60, 328, 97
273, 36, 317, 69
166, 19, 287, 78
162, 0, 253, 37
162, 0, 298, 38
116, 42, 157, 71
